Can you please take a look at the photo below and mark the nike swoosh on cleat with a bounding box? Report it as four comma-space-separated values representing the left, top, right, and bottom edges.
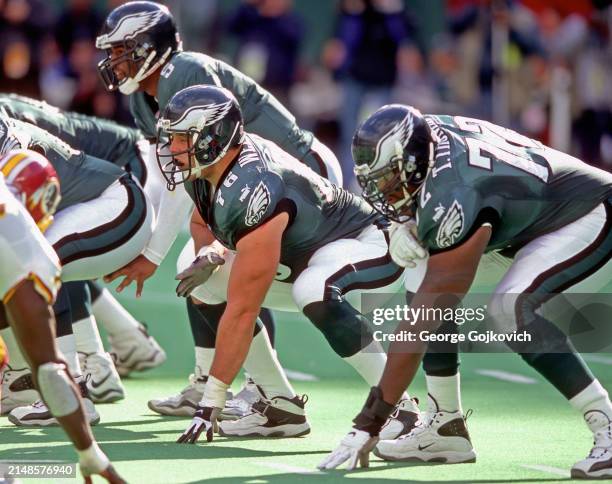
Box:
418, 443, 435, 451
115, 346, 137, 364
90, 373, 112, 389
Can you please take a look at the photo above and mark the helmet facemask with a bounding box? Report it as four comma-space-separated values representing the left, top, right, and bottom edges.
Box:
355, 140, 435, 223
96, 39, 172, 94
156, 116, 243, 191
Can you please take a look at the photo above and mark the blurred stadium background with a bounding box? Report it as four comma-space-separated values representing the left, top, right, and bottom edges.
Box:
1, 0, 610, 190
1, 1, 612, 482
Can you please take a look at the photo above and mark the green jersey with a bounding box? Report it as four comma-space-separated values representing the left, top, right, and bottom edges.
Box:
130, 51, 317, 172
0, 94, 144, 174
416, 115, 612, 253
0, 115, 123, 211
184, 133, 378, 280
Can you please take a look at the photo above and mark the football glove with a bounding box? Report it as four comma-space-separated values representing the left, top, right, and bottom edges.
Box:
175, 250, 225, 297
319, 386, 395, 471
318, 428, 378, 470
177, 405, 221, 444
389, 220, 427, 268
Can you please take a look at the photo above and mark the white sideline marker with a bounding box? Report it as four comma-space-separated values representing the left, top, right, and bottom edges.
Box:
583, 355, 612, 365
252, 461, 320, 475
520, 464, 570, 477
475, 369, 538, 384
284, 369, 319, 382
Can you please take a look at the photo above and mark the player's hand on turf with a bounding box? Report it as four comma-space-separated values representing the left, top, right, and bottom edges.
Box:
177, 405, 220, 444
318, 428, 379, 470
81, 463, 126, 484
389, 220, 427, 268
175, 252, 225, 297
104, 254, 158, 297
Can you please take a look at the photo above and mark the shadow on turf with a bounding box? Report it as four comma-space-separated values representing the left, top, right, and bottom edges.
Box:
183, 473, 570, 484
0, 442, 328, 463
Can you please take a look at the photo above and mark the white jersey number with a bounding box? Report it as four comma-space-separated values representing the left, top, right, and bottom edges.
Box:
454, 116, 549, 182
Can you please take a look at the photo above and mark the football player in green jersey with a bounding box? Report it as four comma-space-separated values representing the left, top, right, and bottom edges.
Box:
155, 85, 426, 442
95, 0, 343, 293
0, 113, 155, 425
94, 1, 348, 423
321, 105, 612, 479
0, 94, 167, 381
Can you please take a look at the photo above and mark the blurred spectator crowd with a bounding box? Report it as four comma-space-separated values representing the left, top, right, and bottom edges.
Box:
0, 0, 610, 188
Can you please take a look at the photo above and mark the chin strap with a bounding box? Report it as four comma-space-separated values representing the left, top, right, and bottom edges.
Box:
119, 47, 173, 95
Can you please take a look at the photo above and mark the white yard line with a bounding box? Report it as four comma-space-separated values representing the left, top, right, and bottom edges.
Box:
475, 369, 538, 384
284, 369, 319, 382
583, 354, 612, 365
252, 461, 320, 475
520, 464, 570, 477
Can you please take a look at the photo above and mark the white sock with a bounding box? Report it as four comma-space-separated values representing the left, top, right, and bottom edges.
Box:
570, 380, 612, 432
195, 346, 214, 378
0, 328, 28, 369
243, 327, 296, 399
426, 374, 463, 413
343, 340, 410, 401
91, 288, 140, 336
57, 334, 82, 378
73, 316, 106, 355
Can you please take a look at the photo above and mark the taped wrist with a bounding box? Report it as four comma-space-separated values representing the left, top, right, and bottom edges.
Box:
352, 386, 395, 436
197, 244, 225, 264
77, 441, 109, 474
202, 375, 229, 409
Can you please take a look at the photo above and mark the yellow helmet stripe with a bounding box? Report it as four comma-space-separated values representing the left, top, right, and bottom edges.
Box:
1, 151, 29, 177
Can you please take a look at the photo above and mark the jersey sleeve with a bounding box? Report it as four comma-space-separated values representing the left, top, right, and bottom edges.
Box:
418, 184, 497, 253
216, 170, 290, 247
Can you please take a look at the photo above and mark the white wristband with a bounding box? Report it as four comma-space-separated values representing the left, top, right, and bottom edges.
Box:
77, 441, 109, 474
202, 375, 230, 409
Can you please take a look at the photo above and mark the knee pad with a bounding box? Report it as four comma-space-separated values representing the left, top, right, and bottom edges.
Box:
303, 300, 372, 358
37, 361, 79, 417
511, 316, 594, 398
507, 314, 573, 358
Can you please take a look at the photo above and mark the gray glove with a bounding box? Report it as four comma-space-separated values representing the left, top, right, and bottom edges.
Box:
175, 252, 225, 297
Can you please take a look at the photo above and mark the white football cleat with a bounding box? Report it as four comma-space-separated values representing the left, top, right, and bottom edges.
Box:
79, 351, 125, 403
379, 398, 421, 440
571, 410, 612, 479
148, 369, 207, 417
218, 386, 310, 438
375, 395, 476, 464
8, 380, 100, 427
0, 366, 39, 415
109, 323, 166, 377
220, 376, 259, 421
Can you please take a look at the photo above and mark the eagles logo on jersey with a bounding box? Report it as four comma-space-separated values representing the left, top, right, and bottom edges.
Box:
245, 181, 271, 227
435, 200, 464, 248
